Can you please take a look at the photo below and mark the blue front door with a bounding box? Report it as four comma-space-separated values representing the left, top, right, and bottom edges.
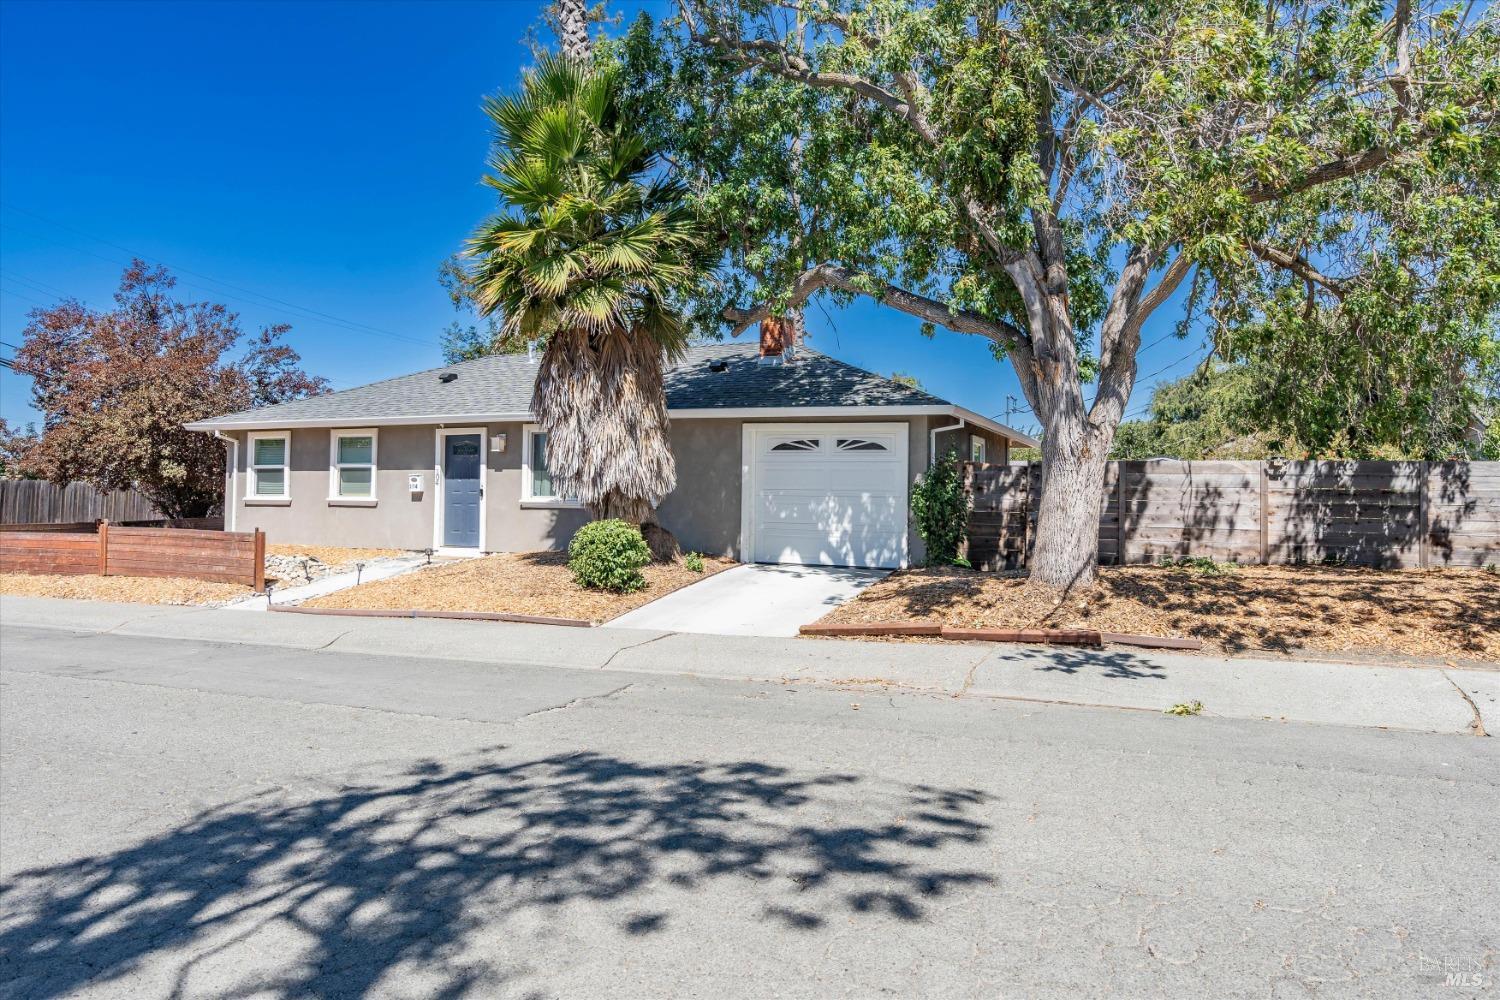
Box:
443, 434, 482, 548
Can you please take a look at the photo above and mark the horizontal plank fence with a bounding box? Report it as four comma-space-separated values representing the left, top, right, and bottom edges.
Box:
0, 521, 265, 590
0, 479, 161, 524
965, 460, 1500, 571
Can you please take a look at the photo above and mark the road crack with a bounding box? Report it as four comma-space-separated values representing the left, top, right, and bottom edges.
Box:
1440, 669, 1489, 737
517, 682, 636, 719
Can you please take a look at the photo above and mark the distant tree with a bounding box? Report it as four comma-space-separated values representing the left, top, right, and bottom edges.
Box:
14, 261, 329, 517
1110, 362, 1279, 460
435, 256, 532, 364
890, 371, 922, 390
0, 418, 40, 479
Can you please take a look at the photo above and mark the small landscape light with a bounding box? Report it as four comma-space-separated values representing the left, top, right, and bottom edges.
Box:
355, 561, 366, 585
423, 547, 434, 565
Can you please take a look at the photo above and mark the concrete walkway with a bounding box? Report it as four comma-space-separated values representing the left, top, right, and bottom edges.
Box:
3, 595, 1493, 736
224, 554, 430, 610
608, 563, 888, 636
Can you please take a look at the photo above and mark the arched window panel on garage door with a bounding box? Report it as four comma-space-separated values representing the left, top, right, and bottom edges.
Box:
769, 438, 821, 452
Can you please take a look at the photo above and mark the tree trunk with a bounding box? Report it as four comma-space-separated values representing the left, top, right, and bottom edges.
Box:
590, 491, 682, 563
1028, 431, 1109, 594
555, 0, 590, 62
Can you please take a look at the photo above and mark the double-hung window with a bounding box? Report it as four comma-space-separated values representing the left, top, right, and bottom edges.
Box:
330, 429, 377, 501
249, 433, 290, 499
969, 434, 987, 463
521, 425, 579, 506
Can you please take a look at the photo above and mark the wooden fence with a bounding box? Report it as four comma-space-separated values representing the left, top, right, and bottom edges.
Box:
0, 521, 265, 590
0, 480, 161, 524
964, 460, 1500, 571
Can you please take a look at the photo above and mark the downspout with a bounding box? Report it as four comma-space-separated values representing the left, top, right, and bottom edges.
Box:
929, 417, 965, 467
212, 430, 237, 532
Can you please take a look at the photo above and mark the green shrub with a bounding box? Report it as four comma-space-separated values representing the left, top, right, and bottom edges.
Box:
683, 551, 705, 573
911, 450, 971, 565
568, 519, 651, 592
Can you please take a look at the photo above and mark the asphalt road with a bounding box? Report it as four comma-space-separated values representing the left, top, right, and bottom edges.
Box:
1, 625, 1495, 999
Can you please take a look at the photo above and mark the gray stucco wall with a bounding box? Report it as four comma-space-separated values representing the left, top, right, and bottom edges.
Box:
222, 413, 1004, 563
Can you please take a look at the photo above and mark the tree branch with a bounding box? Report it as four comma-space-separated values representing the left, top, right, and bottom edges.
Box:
1247, 242, 1346, 297
720, 263, 1028, 349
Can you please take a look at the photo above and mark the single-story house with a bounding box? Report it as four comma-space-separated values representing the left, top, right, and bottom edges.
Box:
186, 335, 1036, 569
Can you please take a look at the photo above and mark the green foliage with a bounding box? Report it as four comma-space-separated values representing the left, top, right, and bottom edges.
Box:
1111, 361, 1281, 459
0, 419, 39, 479
435, 256, 532, 364
1164, 700, 1205, 717
1161, 555, 1239, 577
683, 550, 705, 572
910, 451, 971, 565
568, 519, 652, 592
467, 53, 705, 351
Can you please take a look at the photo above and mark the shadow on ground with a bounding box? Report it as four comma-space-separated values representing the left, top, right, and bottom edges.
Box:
0, 749, 994, 998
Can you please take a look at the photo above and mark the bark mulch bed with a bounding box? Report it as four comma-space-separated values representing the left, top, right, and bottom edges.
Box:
302, 550, 736, 624
814, 564, 1500, 661
0, 572, 251, 606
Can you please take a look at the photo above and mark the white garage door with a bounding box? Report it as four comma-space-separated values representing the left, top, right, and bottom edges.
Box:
742, 422, 910, 569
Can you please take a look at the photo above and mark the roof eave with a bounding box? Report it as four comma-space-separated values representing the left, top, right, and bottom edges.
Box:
187, 403, 1041, 447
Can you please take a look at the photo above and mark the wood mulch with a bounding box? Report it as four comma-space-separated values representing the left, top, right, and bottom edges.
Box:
303, 551, 736, 624
814, 564, 1500, 661
0, 572, 252, 606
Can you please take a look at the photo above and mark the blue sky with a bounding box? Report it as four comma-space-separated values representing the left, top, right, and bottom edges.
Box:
0, 0, 1204, 436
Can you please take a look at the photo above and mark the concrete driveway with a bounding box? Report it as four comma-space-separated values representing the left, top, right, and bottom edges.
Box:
608, 562, 888, 637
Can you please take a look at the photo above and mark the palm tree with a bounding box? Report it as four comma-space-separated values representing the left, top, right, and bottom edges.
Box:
466, 53, 702, 551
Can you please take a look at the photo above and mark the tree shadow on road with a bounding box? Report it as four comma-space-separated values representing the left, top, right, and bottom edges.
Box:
0, 749, 995, 998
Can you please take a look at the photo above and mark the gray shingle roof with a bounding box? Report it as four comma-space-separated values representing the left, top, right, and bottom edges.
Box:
194, 341, 951, 426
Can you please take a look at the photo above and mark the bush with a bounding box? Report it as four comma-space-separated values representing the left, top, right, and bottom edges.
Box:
910, 450, 971, 566
568, 519, 651, 592
683, 551, 705, 573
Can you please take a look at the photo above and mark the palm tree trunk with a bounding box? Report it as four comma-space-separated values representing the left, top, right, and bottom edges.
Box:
555, 0, 590, 62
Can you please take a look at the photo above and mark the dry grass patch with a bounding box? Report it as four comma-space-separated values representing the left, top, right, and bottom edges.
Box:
816, 564, 1500, 661
0, 572, 251, 606
303, 550, 735, 623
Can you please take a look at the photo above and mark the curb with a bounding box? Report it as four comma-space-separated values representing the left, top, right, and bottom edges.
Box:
268, 604, 593, 628
799, 622, 1203, 650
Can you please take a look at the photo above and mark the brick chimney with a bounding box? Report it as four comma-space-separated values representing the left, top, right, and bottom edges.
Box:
759, 314, 801, 359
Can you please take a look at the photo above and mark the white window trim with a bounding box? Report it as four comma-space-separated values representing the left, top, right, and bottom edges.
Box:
433, 426, 488, 551
247, 431, 291, 503
328, 428, 379, 505
969, 434, 987, 464
520, 424, 584, 508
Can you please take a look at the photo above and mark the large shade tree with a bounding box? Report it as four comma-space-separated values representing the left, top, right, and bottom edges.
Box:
636, 0, 1498, 592
466, 36, 704, 546
13, 261, 328, 517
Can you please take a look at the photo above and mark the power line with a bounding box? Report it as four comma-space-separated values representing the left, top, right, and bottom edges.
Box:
0, 205, 440, 349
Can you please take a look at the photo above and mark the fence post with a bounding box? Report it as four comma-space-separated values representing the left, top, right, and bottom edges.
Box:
253, 528, 266, 592
1418, 460, 1430, 570
97, 519, 109, 575
1115, 462, 1127, 566
1258, 463, 1269, 565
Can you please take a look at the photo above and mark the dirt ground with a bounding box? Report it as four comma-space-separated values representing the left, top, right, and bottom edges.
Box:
304, 551, 736, 623
815, 564, 1500, 661
0, 573, 252, 606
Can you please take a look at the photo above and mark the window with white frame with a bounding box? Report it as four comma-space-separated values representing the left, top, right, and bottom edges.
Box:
969, 434, 987, 463
330, 429, 377, 499
249, 433, 290, 498
521, 426, 579, 504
